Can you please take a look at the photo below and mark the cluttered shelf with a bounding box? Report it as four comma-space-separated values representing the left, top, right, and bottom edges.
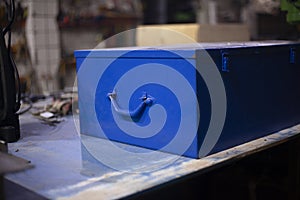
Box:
57, 0, 142, 30
58, 15, 140, 29
3, 95, 300, 199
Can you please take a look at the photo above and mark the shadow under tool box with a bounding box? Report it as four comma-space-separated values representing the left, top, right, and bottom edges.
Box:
74, 42, 300, 159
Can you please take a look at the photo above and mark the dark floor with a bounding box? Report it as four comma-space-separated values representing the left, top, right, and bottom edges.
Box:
127, 137, 300, 200
2, 179, 47, 200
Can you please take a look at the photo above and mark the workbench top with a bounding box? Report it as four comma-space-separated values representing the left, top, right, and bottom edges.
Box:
5, 110, 300, 199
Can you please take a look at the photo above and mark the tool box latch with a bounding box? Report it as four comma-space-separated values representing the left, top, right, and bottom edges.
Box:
222, 52, 230, 72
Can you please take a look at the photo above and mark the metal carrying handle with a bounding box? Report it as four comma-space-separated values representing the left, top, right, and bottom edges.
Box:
107, 91, 154, 119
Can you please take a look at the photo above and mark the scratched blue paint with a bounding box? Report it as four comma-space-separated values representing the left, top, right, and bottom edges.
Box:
75, 42, 300, 159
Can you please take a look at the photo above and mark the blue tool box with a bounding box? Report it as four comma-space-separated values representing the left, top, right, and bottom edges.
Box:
75, 42, 300, 159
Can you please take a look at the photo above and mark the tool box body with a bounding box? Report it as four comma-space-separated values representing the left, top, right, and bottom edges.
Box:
75, 42, 300, 158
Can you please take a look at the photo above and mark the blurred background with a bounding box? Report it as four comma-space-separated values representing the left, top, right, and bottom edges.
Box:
1, 0, 299, 94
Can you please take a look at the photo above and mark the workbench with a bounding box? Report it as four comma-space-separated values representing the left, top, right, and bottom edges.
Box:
3, 102, 300, 199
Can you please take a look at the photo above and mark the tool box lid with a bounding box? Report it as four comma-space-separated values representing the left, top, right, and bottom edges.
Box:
74, 41, 296, 59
